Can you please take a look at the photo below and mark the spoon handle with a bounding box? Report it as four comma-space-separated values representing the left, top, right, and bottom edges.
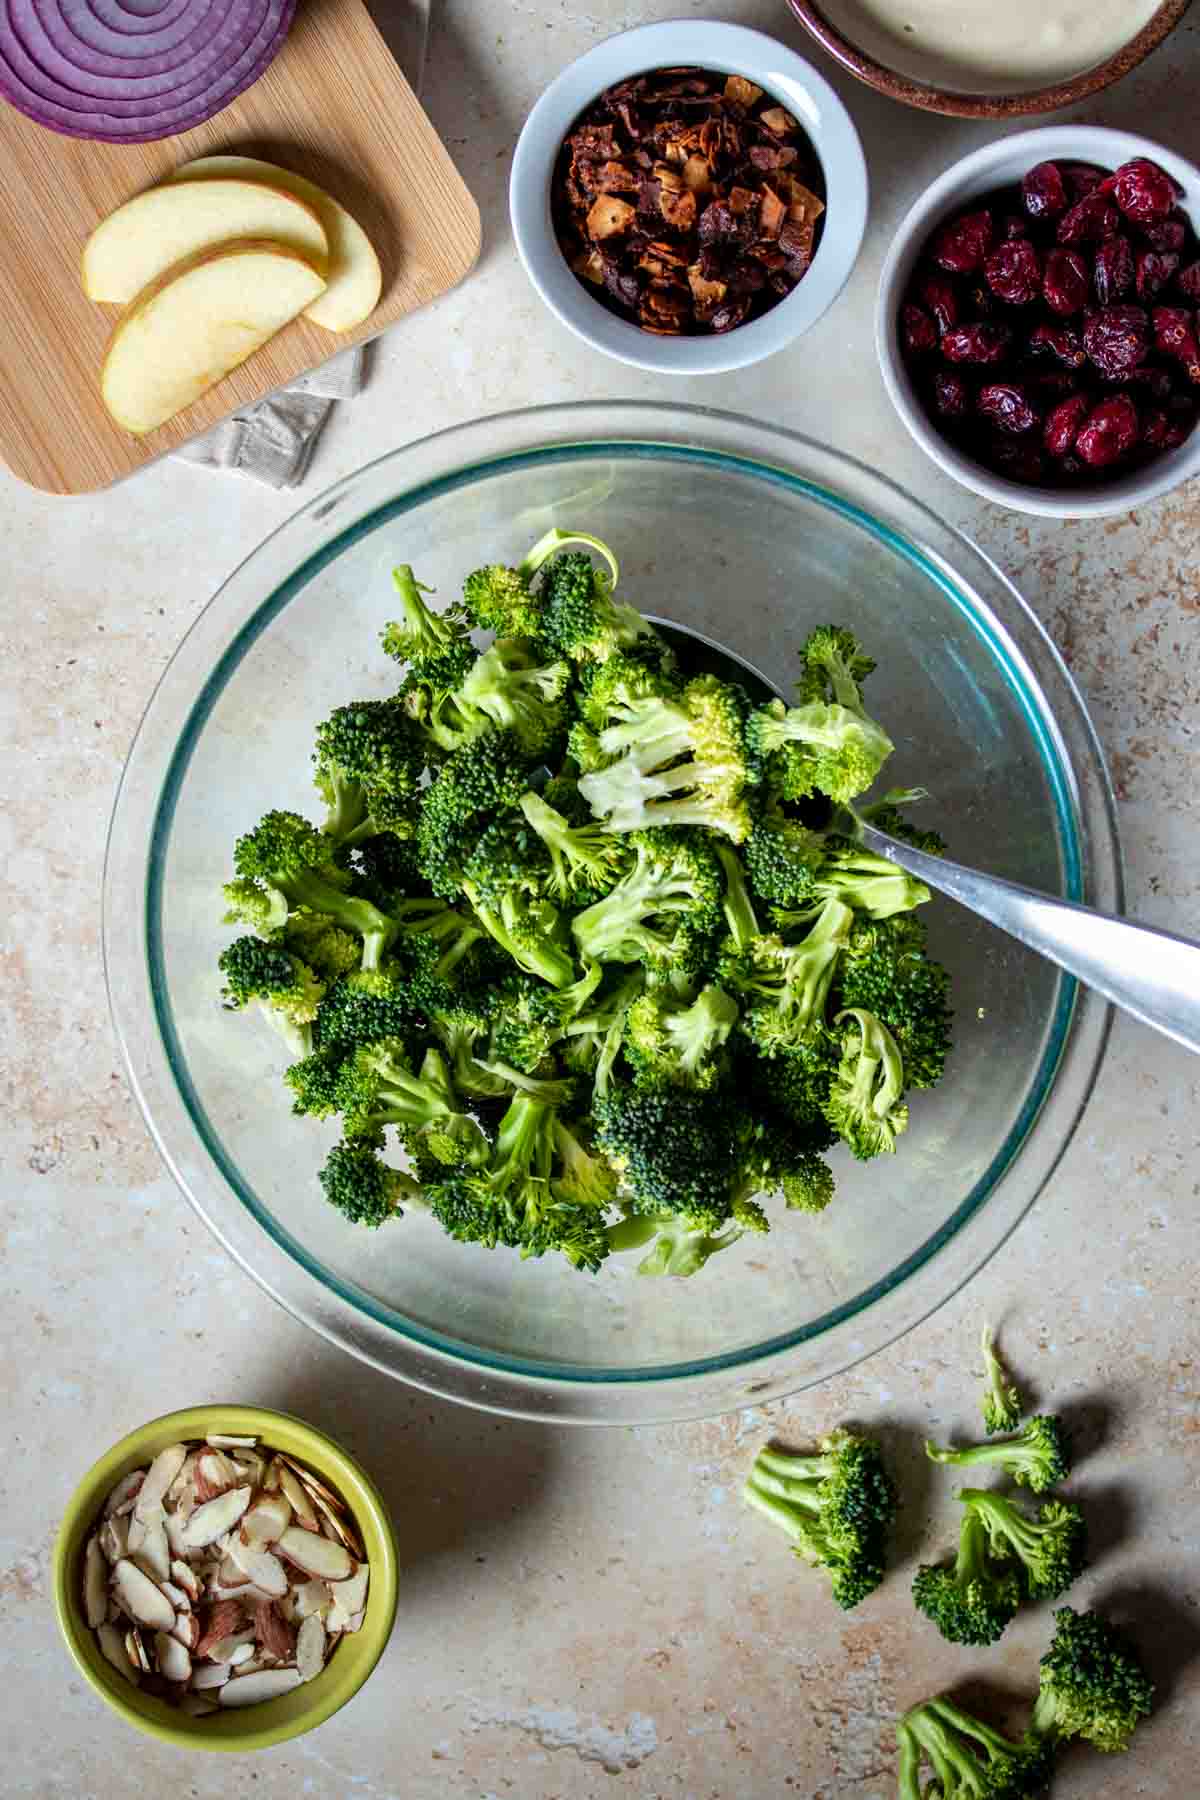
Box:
858, 822, 1200, 1058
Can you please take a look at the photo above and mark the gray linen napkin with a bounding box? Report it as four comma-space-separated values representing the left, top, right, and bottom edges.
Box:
171, 344, 367, 488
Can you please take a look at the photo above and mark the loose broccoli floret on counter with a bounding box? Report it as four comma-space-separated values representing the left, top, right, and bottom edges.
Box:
319, 1138, 422, 1228
578, 674, 754, 842
912, 1505, 1024, 1647
743, 1430, 898, 1610
980, 1323, 1024, 1435
823, 1007, 909, 1159
897, 1699, 1053, 1800
218, 935, 325, 1060
233, 810, 396, 971
1029, 1606, 1154, 1756
926, 1416, 1070, 1495
962, 1487, 1087, 1603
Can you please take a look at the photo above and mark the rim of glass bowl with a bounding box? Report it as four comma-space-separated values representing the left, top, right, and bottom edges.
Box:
103, 402, 1119, 1425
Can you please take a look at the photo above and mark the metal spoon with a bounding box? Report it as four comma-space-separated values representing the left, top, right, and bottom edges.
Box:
651, 618, 1200, 1059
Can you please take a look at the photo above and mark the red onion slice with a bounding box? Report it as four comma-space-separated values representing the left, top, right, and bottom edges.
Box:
0, 0, 293, 140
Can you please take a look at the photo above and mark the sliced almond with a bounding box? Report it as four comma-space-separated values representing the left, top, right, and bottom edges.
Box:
155, 1630, 192, 1682
263, 1460, 281, 1493
328, 1563, 368, 1620
103, 1470, 145, 1517
209, 1580, 277, 1605
170, 1559, 202, 1605
163, 1507, 192, 1556
161, 1580, 190, 1611
172, 1613, 201, 1652
280, 1456, 347, 1518
165, 1450, 200, 1508
253, 1598, 296, 1664
241, 1492, 292, 1547
190, 1661, 231, 1690
98, 1620, 140, 1684
83, 1537, 108, 1629
276, 1464, 319, 1532
125, 1627, 151, 1674
228, 1642, 256, 1667
99, 1514, 130, 1564
193, 1599, 245, 1658
206, 1434, 258, 1449
290, 1579, 332, 1621
295, 1613, 326, 1683
216, 1552, 251, 1589
226, 1539, 288, 1599
276, 1526, 352, 1583
113, 1559, 176, 1631
181, 1486, 251, 1548
233, 1451, 266, 1489
219, 1667, 302, 1707
207, 1629, 256, 1663
137, 1444, 188, 1515
311, 1491, 363, 1558
344, 1610, 365, 1633
179, 1692, 219, 1716
131, 1505, 171, 1583
193, 1449, 237, 1504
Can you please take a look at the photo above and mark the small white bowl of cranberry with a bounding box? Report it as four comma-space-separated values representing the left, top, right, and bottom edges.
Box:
877, 127, 1200, 518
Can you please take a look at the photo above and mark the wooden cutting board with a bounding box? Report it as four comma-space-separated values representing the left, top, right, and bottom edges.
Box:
0, 0, 480, 495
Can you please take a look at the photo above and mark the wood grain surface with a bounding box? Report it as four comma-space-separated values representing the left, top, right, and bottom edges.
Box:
0, 0, 480, 495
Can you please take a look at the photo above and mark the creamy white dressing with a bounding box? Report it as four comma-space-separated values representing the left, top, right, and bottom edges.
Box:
825, 0, 1162, 94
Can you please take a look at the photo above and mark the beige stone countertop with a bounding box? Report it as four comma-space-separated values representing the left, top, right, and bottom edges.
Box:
3, 2, 1199, 1794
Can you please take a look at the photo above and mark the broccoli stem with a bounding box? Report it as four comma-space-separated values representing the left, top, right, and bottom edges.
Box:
520, 527, 619, 589
277, 870, 393, 971
715, 842, 759, 948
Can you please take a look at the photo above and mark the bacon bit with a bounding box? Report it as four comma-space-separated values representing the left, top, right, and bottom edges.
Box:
586, 194, 637, 241
724, 74, 763, 107
759, 105, 797, 136
759, 185, 786, 240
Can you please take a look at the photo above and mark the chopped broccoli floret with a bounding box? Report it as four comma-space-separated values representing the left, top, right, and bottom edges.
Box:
980, 1323, 1023, 1435
281, 911, 363, 982
222, 876, 289, 934
912, 1506, 1024, 1647
233, 810, 395, 970
334, 1040, 489, 1167
578, 675, 754, 842
926, 1416, 1070, 1494
835, 914, 952, 1091
715, 840, 760, 950
960, 1487, 1087, 1603
743, 1430, 898, 1610
312, 697, 425, 843
594, 1079, 736, 1229
314, 966, 419, 1048
623, 985, 738, 1090
718, 901, 855, 1059
457, 638, 570, 756
742, 809, 827, 907
860, 786, 948, 857
898, 1699, 1053, 1800
218, 935, 325, 1059
823, 1007, 909, 1159
1029, 1606, 1153, 1756
519, 789, 626, 902
319, 1139, 421, 1227
571, 827, 722, 974
748, 624, 896, 809
381, 565, 472, 672
551, 1117, 619, 1211
636, 1218, 745, 1276
416, 730, 534, 897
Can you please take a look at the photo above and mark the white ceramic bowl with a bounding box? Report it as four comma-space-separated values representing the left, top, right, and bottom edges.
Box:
876, 125, 1200, 519
509, 20, 868, 375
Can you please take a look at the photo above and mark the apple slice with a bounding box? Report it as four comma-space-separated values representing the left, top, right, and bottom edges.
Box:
83, 179, 328, 304
172, 154, 381, 332
101, 242, 326, 436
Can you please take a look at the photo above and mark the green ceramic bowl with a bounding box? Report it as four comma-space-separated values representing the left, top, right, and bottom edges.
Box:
52, 1404, 398, 1751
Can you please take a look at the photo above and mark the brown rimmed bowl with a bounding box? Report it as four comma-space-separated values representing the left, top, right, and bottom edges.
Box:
787, 0, 1190, 118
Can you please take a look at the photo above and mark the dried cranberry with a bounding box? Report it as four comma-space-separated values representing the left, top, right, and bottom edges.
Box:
932, 369, 970, 418
1002, 213, 1030, 240
932, 208, 994, 274
1129, 365, 1174, 402
983, 434, 1046, 483
1100, 157, 1180, 225
1043, 249, 1090, 316
1141, 408, 1175, 449
1075, 394, 1140, 467
1177, 260, 1200, 301
1092, 236, 1134, 305
1027, 321, 1086, 367
941, 323, 1012, 364
977, 382, 1039, 434
1135, 249, 1180, 301
1022, 161, 1068, 220
985, 239, 1041, 304
1057, 193, 1119, 246
917, 270, 959, 334
1044, 393, 1090, 457
1061, 162, 1106, 202
1083, 304, 1150, 376
1143, 217, 1187, 254
1152, 305, 1200, 380
901, 303, 938, 356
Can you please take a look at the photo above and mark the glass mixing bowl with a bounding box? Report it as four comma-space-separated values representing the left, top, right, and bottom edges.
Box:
104, 403, 1119, 1423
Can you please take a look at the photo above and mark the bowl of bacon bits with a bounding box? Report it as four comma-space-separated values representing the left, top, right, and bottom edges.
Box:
511, 21, 867, 374
878, 126, 1200, 517
52, 1406, 397, 1750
